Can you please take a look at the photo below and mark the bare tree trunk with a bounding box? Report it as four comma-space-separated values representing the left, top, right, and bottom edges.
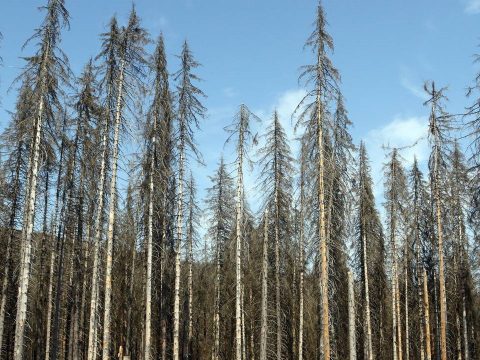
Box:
316, 86, 330, 360
362, 231, 373, 360
160, 200, 167, 360
126, 216, 137, 358
102, 59, 126, 360
423, 269, 432, 360
392, 268, 398, 360
173, 144, 185, 360
396, 268, 403, 360
415, 209, 425, 360
348, 271, 357, 360
433, 146, 447, 360
260, 210, 269, 360
144, 111, 157, 360
0, 142, 22, 357
0, 232, 11, 357
87, 78, 112, 360
241, 283, 246, 360
298, 221, 304, 360
187, 207, 194, 359
235, 135, 244, 360
404, 253, 410, 359
274, 185, 281, 360
463, 297, 469, 360
78, 225, 90, 360
249, 289, 255, 360
456, 315, 462, 360
212, 221, 221, 360
14, 45, 49, 359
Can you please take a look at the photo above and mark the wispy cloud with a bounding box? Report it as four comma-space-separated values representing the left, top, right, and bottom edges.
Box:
465, 0, 480, 14
400, 74, 428, 101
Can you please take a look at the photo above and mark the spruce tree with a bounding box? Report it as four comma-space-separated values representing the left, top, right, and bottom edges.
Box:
354, 143, 387, 360
205, 157, 235, 360
296, 3, 340, 356
424, 81, 452, 360
225, 104, 259, 360
257, 110, 294, 360
13, 1, 71, 357
172, 40, 206, 360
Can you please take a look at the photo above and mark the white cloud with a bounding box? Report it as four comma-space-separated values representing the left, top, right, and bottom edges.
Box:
364, 116, 429, 203
465, 0, 480, 14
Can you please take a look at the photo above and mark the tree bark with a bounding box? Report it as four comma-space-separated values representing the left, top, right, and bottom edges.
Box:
260, 210, 269, 360
172, 143, 185, 360
274, 179, 281, 360
462, 297, 469, 360
316, 50, 330, 359
144, 107, 157, 360
0, 141, 22, 357
362, 231, 373, 360
102, 59, 126, 360
13, 41, 49, 360
187, 198, 194, 360
348, 271, 357, 360
404, 249, 410, 360
212, 212, 221, 360
433, 135, 447, 360
87, 72, 113, 360
235, 127, 244, 360
423, 269, 432, 360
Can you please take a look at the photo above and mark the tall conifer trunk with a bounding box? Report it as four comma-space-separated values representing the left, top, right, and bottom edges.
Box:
348, 271, 356, 360
260, 210, 269, 360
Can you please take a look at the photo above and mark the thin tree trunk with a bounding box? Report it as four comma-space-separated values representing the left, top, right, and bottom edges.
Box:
389, 156, 402, 360
405, 252, 410, 360
362, 231, 373, 360
249, 288, 255, 360
241, 282, 246, 360
187, 203, 194, 360
14, 43, 49, 359
456, 315, 462, 360
433, 272, 441, 359
160, 206, 167, 360
126, 216, 137, 358
173, 143, 185, 360
298, 216, 304, 360
423, 269, 432, 360
260, 210, 269, 360
144, 111, 157, 360
348, 271, 357, 360
396, 280, 403, 360
316, 54, 330, 360
392, 267, 398, 360
87, 78, 112, 360
415, 195, 425, 360
0, 141, 22, 357
212, 218, 221, 360
274, 184, 281, 360
433, 145, 447, 360
462, 297, 469, 360
0, 231, 12, 358
102, 59, 126, 360
78, 225, 90, 360
235, 131, 244, 360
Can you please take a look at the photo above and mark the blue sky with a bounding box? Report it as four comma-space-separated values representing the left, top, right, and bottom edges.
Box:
1, 0, 479, 228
